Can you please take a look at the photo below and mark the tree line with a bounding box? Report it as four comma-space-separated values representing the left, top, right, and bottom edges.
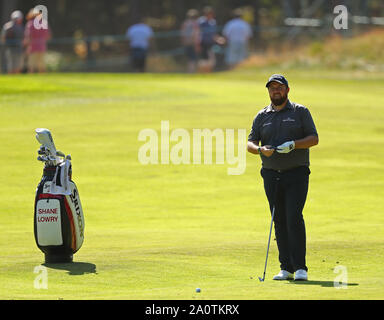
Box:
2, 0, 382, 39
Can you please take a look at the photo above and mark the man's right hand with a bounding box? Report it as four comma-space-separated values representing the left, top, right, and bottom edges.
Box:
260, 145, 275, 157
247, 141, 275, 157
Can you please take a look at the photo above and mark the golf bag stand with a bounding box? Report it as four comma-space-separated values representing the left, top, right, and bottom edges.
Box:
34, 129, 85, 263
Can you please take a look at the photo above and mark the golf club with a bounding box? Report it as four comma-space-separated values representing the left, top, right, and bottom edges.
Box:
35, 128, 57, 157
35, 128, 69, 167
258, 204, 275, 282
37, 155, 49, 162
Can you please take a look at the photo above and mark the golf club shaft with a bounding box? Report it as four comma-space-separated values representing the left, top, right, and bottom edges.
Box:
261, 205, 275, 280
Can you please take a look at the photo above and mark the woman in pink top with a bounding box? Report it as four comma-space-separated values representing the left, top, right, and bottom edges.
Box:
24, 8, 51, 73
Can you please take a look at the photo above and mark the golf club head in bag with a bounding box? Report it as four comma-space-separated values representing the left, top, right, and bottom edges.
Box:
34, 129, 85, 263
35, 128, 58, 165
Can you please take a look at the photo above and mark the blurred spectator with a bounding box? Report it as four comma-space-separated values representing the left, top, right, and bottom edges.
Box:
126, 19, 154, 72
197, 6, 219, 73
1, 10, 25, 74
24, 8, 52, 73
180, 9, 201, 73
223, 8, 253, 68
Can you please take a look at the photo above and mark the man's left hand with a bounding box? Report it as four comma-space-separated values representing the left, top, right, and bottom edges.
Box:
276, 141, 295, 153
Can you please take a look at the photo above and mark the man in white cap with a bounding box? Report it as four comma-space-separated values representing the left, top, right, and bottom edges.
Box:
1, 10, 25, 74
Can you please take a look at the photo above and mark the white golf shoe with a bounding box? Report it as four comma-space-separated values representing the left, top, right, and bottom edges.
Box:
294, 269, 308, 281
273, 270, 294, 280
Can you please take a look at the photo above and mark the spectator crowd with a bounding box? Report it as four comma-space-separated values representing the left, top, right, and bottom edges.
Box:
1, 7, 51, 74
180, 6, 253, 72
2, 6, 252, 74
126, 6, 253, 73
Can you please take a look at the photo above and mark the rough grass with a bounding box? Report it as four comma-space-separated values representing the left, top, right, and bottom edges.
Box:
242, 28, 384, 72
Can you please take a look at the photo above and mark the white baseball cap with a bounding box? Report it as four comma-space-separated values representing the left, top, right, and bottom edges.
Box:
11, 10, 23, 21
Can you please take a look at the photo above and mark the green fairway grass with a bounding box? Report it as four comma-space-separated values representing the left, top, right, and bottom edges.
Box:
0, 70, 383, 300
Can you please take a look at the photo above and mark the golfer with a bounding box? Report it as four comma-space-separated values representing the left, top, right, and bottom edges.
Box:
247, 74, 318, 281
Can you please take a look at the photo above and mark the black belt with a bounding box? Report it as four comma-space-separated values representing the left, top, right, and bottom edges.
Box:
263, 166, 305, 174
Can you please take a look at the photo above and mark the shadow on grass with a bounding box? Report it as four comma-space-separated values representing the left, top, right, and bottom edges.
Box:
43, 262, 97, 276
287, 280, 358, 287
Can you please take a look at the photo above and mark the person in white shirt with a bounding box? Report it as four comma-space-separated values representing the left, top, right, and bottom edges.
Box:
126, 20, 154, 72
222, 9, 253, 68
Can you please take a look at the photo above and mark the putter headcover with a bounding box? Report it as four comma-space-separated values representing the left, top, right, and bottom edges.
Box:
36, 128, 57, 157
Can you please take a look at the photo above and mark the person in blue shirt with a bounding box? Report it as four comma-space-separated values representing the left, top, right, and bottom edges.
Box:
126, 18, 154, 72
198, 6, 218, 72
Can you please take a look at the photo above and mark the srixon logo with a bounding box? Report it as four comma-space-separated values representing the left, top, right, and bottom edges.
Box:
69, 188, 84, 238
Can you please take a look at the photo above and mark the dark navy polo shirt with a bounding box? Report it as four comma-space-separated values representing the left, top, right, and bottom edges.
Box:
248, 100, 318, 171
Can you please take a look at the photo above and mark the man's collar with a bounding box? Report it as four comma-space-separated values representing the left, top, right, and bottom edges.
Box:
266, 100, 293, 112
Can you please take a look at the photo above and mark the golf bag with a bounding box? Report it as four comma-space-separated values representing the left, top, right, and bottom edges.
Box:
34, 129, 85, 263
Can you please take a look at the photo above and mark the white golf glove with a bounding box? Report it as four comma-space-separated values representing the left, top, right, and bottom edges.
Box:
276, 141, 295, 153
